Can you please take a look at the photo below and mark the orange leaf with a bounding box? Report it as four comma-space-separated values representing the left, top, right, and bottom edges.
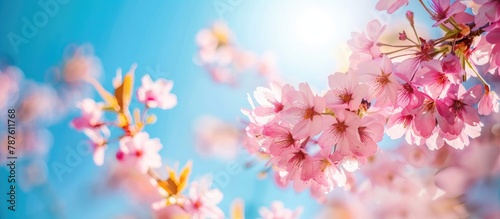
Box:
114, 64, 136, 112
158, 178, 179, 195
157, 161, 192, 196
117, 113, 128, 128
177, 161, 192, 192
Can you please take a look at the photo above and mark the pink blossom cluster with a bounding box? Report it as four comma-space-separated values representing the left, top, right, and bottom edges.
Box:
71, 65, 176, 169
317, 112, 500, 218
71, 65, 228, 218
242, 0, 500, 201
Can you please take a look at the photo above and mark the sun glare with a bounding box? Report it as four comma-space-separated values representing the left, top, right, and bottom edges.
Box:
296, 7, 335, 46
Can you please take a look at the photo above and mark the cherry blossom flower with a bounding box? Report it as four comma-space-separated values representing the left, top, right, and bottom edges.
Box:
319, 110, 362, 156
259, 201, 302, 219
253, 82, 292, 121
354, 114, 384, 157
281, 83, 325, 139
271, 147, 311, 180
395, 72, 425, 109
386, 107, 418, 140
71, 98, 104, 130
137, 75, 177, 110
83, 128, 109, 166
347, 20, 385, 69
301, 149, 348, 192
416, 59, 461, 98
262, 122, 297, 156
394, 38, 437, 79
357, 55, 401, 107
183, 177, 225, 219
478, 90, 500, 115
324, 72, 369, 111
473, 0, 500, 26
413, 97, 439, 138
428, 0, 467, 26
116, 132, 162, 174
436, 84, 483, 136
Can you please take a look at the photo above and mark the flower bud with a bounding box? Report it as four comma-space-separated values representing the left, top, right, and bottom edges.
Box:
406, 11, 414, 26
399, 31, 407, 40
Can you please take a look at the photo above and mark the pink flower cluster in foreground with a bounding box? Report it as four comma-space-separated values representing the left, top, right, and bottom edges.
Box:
242, 0, 500, 201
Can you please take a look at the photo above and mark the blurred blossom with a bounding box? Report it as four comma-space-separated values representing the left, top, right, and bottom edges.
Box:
84, 128, 109, 166
193, 115, 241, 160
183, 177, 225, 219
49, 44, 103, 110
0, 128, 52, 164
100, 164, 162, 205
195, 21, 282, 86
154, 204, 190, 219
0, 66, 23, 110
258, 201, 302, 219
17, 82, 61, 125
18, 159, 48, 191
375, 0, 409, 14
257, 52, 284, 86
71, 98, 105, 130
137, 75, 177, 110
60, 44, 102, 85
116, 132, 163, 174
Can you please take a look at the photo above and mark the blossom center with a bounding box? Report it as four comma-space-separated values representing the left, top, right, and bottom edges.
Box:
193, 200, 202, 209
275, 132, 295, 148
303, 107, 315, 120
320, 159, 331, 172
452, 100, 464, 112
397, 115, 413, 128
331, 121, 348, 135
437, 73, 448, 85
403, 83, 413, 93
289, 151, 306, 168
375, 73, 390, 86
339, 92, 353, 104
274, 102, 284, 113
423, 100, 435, 112
135, 150, 143, 157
